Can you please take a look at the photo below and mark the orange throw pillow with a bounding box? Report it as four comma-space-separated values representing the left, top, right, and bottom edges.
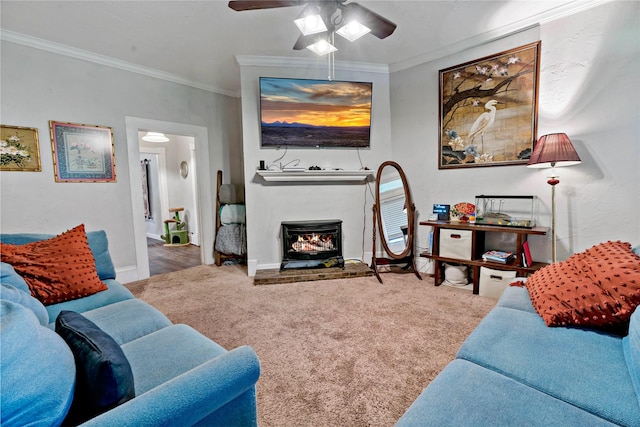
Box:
0, 224, 107, 305
522, 241, 640, 329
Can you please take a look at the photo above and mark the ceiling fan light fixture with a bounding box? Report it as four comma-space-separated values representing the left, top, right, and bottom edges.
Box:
142, 132, 169, 143
306, 39, 337, 56
336, 20, 371, 42
229, 1, 398, 53
294, 6, 327, 36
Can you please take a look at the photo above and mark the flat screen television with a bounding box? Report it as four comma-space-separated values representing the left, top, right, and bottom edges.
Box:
260, 77, 373, 148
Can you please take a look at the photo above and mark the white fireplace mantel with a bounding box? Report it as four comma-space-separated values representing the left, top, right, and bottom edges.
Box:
256, 169, 374, 183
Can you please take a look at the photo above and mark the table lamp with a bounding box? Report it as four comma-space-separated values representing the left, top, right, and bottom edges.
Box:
527, 133, 581, 263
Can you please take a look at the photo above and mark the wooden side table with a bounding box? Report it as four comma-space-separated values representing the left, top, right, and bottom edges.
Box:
419, 220, 548, 294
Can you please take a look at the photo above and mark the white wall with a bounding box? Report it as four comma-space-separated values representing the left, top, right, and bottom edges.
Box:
0, 41, 242, 279
238, 58, 393, 274
390, 1, 640, 264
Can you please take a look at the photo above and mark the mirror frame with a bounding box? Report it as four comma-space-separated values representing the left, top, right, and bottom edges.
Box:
374, 161, 415, 260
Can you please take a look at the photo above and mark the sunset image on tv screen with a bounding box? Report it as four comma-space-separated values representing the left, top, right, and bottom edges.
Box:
260, 77, 372, 148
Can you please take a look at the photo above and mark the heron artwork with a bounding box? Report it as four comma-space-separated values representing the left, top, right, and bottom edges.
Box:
468, 99, 498, 155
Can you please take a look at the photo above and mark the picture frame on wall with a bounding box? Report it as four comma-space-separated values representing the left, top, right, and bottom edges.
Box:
439, 41, 541, 169
1, 125, 42, 172
49, 121, 116, 182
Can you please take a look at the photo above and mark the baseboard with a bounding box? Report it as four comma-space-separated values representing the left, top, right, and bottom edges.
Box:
417, 257, 434, 274
252, 260, 280, 277
116, 265, 140, 284
247, 259, 258, 277
188, 231, 199, 246
146, 233, 163, 241
359, 251, 373, 266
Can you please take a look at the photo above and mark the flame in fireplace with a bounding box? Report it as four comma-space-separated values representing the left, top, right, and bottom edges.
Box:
291, 233, 335, 253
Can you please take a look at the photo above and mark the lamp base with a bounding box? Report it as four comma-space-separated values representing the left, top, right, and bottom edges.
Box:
547, 178, 559, 263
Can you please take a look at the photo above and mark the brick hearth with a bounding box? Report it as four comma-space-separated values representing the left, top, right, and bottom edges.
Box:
254, 262, 373, 286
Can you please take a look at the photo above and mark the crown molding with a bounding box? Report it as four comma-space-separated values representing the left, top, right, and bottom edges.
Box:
236, 55, 389, 75
1, 0, 607, 96
390, 0, 610, 73
0, 29, 237, 98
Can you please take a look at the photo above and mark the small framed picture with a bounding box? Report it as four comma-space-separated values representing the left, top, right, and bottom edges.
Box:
1, 125, 42, 172
49, 121, 116, 182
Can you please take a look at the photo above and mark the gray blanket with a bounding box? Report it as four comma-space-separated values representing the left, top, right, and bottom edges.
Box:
215, 224, 247, 256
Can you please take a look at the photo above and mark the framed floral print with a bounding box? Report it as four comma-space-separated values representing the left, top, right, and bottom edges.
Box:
439, 41, 541, 169
49, 121, 116, 182
1, 125, 42, 171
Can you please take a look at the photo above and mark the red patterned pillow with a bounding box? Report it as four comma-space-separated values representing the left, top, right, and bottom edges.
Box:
0, 225, 107, 305
521, 241, 640, 328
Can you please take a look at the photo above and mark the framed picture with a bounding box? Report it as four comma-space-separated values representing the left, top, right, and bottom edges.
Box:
439, 41, 541, 169
49, 121, 116, 182
1, 125, 42, 172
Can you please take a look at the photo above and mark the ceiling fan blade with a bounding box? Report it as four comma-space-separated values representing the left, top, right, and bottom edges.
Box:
293, 33, 310, 50
228, 1, 305, 11
343, 3, 396, 39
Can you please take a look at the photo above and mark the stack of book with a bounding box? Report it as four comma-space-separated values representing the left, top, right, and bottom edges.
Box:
482, 250, 515, 264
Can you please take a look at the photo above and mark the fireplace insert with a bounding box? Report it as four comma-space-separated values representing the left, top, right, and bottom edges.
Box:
281, 219, 344, 270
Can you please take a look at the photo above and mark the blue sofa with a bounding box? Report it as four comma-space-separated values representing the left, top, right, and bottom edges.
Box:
397, 285, 640, 426
1, 230, 260, 426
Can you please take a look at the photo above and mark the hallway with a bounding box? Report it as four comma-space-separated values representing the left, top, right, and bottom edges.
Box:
147, 237, 201, 276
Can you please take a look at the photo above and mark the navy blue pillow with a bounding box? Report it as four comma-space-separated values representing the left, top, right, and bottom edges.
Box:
55, 310, 135, 425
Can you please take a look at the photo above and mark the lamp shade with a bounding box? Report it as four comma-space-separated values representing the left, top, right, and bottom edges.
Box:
527, 133, 581, 168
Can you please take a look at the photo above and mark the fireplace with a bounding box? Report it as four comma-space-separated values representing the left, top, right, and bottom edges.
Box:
281, 219, 344, 270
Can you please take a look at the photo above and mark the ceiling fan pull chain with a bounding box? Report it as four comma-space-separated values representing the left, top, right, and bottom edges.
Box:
328, 32, 335, 81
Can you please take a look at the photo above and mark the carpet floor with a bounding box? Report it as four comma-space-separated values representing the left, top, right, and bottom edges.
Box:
126, 264, 497, 427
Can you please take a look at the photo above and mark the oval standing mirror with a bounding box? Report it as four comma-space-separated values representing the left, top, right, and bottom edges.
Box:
371, 161, 422, 283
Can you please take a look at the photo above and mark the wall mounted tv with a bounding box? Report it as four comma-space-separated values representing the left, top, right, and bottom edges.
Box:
260, 77, 373, 148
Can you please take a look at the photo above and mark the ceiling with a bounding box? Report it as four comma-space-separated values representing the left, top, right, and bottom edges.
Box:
0, 1, 603, 97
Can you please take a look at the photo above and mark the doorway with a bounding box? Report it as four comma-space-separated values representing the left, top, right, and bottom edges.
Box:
125, 117, 215, 281
139, 133, 201, 276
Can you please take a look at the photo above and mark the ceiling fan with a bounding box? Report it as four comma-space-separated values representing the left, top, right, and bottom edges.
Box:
228, 1, 397, 55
